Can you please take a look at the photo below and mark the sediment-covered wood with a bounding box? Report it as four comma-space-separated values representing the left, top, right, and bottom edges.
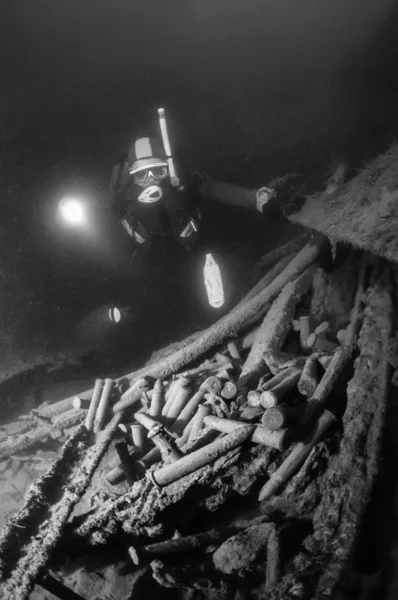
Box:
302, 257, 368, 423
257, 260, 393, 599
0, 415, 122, 599
65, 443, 274, 552
239, 266, 315, 387
251, 233, 310, 282
49, 236, 324, 423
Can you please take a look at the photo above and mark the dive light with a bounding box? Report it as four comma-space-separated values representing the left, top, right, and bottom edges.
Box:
58, 196, 87, 226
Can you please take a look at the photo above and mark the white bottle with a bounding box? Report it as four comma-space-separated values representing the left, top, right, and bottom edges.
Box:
203, 253, 224, 308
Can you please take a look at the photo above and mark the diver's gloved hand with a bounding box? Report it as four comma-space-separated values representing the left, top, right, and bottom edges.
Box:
258, 174, 305, 218
186, 171, 207, 192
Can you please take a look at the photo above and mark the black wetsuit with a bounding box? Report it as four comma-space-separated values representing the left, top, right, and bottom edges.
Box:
112, 166, 202, 250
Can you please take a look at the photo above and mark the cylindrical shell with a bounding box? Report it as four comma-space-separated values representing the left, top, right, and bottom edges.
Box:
165, 385, 192, 427
204, 416, 289, 451
202, 376, 222, 395
299, 316, 313, 353
336, 329, 348, 344
162, 378, 190, 418
214, 352, 232, 365
162, 379, 179, 411
52, 408, 86, 430
115, 440, 136, 486
247, 390, 262, 407
136, 447, 161, 474
260, 404, 303, 431
239, 406, 263, 422
297, 354, 319, 396
260, 368, 301, 409
113, 377, 149, 414
85, 379, 104, 431
130, 423, 146, 458
149, 427, 182, 462
258, 409, 337, 501
140, 391, 151, 411
259, 366, 300, 392
177, 418, 195, 447
306, 332, 317, 348
314, 321, 330, 336
263, 351, 306, 375
265, 527, 281, 591
149, 380, 164, 418
151, 425, 254, 487
252, 426, 290, 451
33, 396, 78, 420
94, 378, 114, 433
118, 422, 129, 436
105, 464, 125, 486
188, 405, 211, 443
221, 381, 237, 400
134, 412, 161, 431
171, 388, 207, 434
182, 360, 215, 378
72, 396, 91, 410
145, 388, 154, 400
261, 408, 286, 431
135, 419, 194, 475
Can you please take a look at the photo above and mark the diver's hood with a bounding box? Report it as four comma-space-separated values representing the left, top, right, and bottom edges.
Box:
138, 185, 164, 203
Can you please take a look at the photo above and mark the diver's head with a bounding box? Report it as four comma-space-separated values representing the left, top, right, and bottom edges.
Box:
128, 137, 169, 202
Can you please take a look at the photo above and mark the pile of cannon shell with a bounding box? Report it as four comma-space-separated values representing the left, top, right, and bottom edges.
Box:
79, 315, 345, 497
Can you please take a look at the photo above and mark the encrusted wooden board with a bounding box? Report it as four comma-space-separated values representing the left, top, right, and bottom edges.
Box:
288, 144, 398, 264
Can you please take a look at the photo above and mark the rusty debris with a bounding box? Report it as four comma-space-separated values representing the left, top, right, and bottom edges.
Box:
0, 231, 396, 600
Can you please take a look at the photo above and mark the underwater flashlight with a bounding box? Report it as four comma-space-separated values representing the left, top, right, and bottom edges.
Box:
58, 196, 87, 226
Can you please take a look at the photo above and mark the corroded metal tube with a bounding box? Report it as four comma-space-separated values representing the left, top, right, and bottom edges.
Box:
85, 379, 104, 431
258, 409, 337, 501
188, 404, 211, 443
113, 377, 149, 414
149, 379, 164, 418
260, 368, 301, 409
151, 425, 254, 487
93, 378, 114, 433
165, 384, 192, 427
204, 415, 289, 451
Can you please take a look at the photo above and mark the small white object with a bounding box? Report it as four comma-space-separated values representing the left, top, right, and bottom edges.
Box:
292, 319, 300, 332
72, 396, 82, 409
138, 185, 163, 203
306, 333, 317, 348
314, 321, 330, 335
108, 307, 124, 323
203, 253, 224, 308
256, 187, 276, 213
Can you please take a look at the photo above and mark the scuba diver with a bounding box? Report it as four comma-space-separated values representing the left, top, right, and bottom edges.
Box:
110, 109, 202, 252
107, 107, 285, 311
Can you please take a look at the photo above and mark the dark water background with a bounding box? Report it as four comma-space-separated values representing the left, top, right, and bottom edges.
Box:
1, 0, 398, 373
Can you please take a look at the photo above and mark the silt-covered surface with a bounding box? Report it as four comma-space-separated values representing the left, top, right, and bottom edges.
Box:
289, 143, 398, 263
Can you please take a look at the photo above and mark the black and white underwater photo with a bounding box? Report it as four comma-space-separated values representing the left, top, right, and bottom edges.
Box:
1, 1, 398, 599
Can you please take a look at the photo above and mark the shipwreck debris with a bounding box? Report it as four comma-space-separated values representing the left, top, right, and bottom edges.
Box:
0, 228, 395, 600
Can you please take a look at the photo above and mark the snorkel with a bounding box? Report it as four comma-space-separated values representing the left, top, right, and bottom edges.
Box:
158, 108, 180, 187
